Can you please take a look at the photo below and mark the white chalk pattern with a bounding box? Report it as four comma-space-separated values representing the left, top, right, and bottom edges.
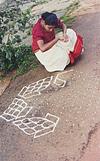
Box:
13, 113, 59, 138
18, 76, 53, 99
53, 70, 74, 87
0, 76, 65, 138
0, 98, 32, 122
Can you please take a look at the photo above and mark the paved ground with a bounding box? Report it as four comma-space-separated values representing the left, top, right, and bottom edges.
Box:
0, 2, 100, 161
80, 123, 100, 161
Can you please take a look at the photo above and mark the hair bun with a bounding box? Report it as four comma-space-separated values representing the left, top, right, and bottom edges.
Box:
41, 12, 51, 20
41, 12, 58, 27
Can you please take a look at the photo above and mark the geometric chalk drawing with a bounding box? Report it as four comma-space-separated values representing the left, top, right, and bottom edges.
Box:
53, 76, 66, 88
0, 76, 63, 139
13, 113, 59, 138
0, 98, 32, 122
18, 76, 53, 99
53, 70, 74, 87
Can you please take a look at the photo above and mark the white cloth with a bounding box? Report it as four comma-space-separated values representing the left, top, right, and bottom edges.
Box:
35, 29, 77, 72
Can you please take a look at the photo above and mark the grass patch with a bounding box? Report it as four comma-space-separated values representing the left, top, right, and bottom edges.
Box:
61, 0, 80, 27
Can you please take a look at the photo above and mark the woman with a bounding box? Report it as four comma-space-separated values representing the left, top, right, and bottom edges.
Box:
32, 12, 83, 72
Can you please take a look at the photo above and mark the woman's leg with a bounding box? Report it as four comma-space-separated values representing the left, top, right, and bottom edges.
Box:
35, 42, 70, 72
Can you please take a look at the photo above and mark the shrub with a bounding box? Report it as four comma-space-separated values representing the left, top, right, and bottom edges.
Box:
0, 43, 38, 75
0, 1, 38, 76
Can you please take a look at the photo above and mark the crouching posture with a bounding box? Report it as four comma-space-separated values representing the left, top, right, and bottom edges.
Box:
32, 12, 83, 72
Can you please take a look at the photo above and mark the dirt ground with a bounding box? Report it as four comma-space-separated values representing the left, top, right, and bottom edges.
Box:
0, 1, 100, 161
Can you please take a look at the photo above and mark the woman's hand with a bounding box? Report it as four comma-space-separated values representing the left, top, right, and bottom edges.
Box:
57, 34, 69, 42
63, 34, 69, 42
56, 35, 65, 41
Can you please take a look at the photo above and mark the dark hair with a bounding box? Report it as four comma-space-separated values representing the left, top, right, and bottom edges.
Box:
41, 12, 58, 27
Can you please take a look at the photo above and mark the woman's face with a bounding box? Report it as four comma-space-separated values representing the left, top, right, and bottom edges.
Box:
45, 25, 55, 32
42, 20, 55, 32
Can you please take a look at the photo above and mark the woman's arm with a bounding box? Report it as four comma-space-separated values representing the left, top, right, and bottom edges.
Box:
58, 19, 69, 42
62, 23, 67, 35
62, 22, 69, 42
37, 37, 59, 52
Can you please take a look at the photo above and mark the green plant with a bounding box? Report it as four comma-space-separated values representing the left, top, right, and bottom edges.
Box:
15, 45, 38, 76
0, 43, 38, 75
0, 8, 31, 45
0, 1, 39, 76
61, 0, 79, 27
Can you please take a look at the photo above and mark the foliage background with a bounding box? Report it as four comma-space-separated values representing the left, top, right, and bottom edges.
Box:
0, 0, 39, 76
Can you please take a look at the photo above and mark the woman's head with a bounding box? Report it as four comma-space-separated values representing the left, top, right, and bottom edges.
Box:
41, 12, 58, 32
